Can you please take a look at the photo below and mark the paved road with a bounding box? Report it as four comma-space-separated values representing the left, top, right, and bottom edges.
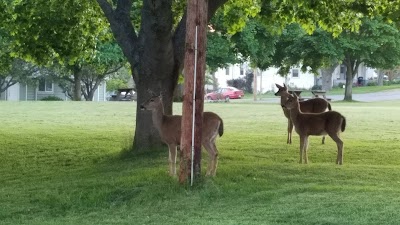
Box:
242, 89, 400, 103
328, 89, 400, 102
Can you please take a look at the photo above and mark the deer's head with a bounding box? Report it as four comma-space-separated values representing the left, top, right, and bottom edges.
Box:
274, 83, 289, 97
283, 94, 299, 110
140, 95, 162, 111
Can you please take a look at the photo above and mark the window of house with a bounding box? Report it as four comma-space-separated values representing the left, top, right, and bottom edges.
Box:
340, 65, 346, 80
292, 69, 299, 78
240, 64, 244, 75
38, 78, 53, 92
225, 67, 230, 76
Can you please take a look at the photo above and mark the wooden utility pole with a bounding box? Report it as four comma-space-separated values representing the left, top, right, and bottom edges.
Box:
180, 0, 208, 184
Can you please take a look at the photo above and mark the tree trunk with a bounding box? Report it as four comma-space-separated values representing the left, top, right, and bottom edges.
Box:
133, 75, 177, 152
211, 72, 218, 90
320, 64, 337, 91
131, 0, 180, 152
97, 0, 228, 153
344, 67, 353, 101
72, 66, 82, 101
83, 80, 101, 101
377, 69, 384, 86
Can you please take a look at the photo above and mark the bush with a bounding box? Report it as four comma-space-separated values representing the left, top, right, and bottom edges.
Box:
40, 96, 63, 101
337, 82, 345, 88
367, 81, 377, 86
244, 72, 253, 93
227, 78, 247, 92
311, 85, 322, 90
392, 79, 400, 85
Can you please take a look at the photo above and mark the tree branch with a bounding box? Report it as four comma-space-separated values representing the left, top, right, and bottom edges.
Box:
101, 65, 124, 77
96, 0, 139, 68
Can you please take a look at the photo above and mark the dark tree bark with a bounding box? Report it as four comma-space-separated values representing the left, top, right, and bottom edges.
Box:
0, 78, 17, 93
72, 65, 82, 101
97, 0, 228, 152
320, 63, 337, 91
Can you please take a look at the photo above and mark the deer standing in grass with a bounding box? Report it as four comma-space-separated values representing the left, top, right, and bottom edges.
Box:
140, 95, 223, 176
283, 94, 346, 165
275, 83, 332, 144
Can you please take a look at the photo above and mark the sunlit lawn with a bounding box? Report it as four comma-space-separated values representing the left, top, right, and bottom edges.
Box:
1, 99, 400, 224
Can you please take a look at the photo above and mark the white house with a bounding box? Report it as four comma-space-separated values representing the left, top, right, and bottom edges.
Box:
0, 77, 107, 101
210, 63, 316, 93
330, 64, 378, 87
209, 62, 378, 93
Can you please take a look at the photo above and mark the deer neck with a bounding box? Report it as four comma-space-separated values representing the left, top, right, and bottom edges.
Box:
280, 93, 290, 107
289, 102, 301, 124
151, 103, 165, 134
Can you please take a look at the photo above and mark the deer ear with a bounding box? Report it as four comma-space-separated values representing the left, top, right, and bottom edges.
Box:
275, 83, 282, 88
283, 83, 287, 88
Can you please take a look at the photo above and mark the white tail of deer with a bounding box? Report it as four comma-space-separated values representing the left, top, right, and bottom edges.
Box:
275, 83, 332, 144
283, 94, 346, 165
140, 95, 223, 176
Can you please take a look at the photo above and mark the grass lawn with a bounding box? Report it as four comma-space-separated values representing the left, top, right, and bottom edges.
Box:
1, 100, 400, 224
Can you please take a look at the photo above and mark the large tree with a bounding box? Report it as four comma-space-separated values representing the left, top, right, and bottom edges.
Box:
2, 0, 110, 100
270, 18, 400, 100
338, 18, 400, 100
58, 41, 126, 101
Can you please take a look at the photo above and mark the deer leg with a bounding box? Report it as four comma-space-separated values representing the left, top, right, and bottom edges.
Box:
202, 141, 217, 176
329, 133, 344, 165
210, 142, 219, 176
322, 136, 325, 144
287, 119, 293, 144
303, 136, 309, 164
299, 136, 305, 163
168, 144, 177, 176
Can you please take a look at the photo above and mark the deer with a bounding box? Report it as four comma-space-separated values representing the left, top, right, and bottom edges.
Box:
283, 94, 346, 165
140, 95, 223, 177
275, 83, 332, 144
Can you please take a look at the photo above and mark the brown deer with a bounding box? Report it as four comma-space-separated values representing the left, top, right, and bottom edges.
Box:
140, 95, 223, 176
283, 94, 346, 165
275, 83, 332, 144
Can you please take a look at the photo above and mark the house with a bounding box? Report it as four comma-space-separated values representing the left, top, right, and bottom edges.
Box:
0, 77, 107, 101
209, 62, 378, 93
330, 64, 377, 87
210, 63, 316, 93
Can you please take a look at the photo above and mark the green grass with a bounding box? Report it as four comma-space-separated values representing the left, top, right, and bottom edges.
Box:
244, 84, 400, 99
1, 100, 400, 224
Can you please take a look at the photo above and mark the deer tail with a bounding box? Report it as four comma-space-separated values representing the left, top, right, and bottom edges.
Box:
328, 102, 332, 111
218, 118, 224, 137
341, 116, 346, 132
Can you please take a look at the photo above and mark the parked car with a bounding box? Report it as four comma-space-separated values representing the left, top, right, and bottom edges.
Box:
108, 88, 137, 101
205, 86, 244, 102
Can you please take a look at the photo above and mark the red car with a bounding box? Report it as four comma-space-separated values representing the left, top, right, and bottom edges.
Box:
205, 86, 245, 101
